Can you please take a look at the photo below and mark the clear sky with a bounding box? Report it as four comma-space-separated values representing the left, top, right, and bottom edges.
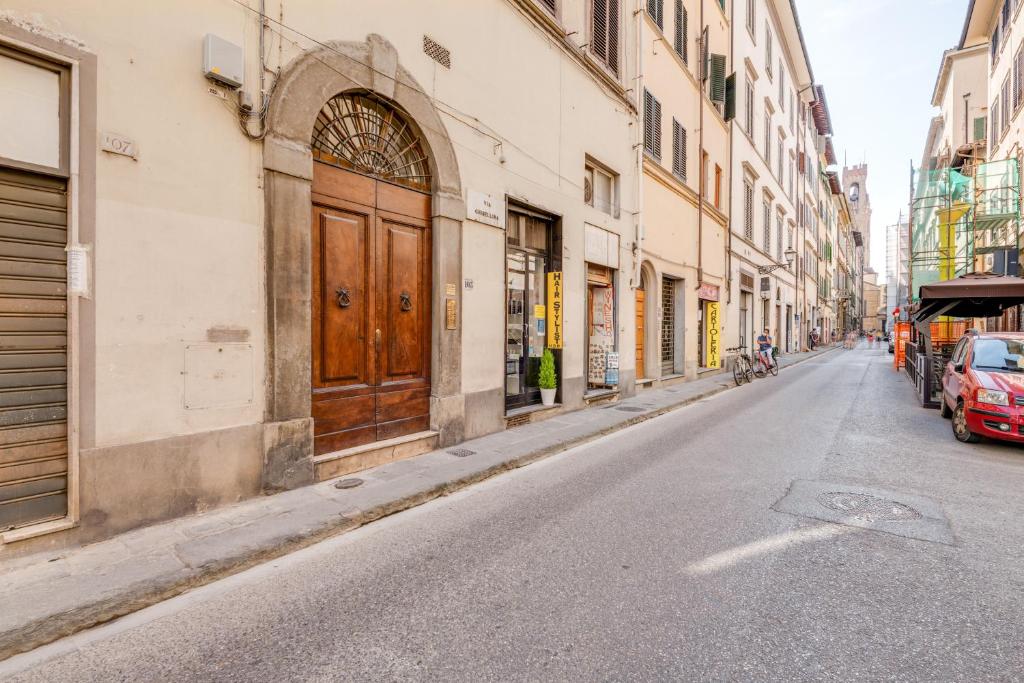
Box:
794, 0, 968, 274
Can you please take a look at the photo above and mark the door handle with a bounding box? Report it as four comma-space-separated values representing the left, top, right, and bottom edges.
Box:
336, 287, 351, 308
375, 329, 381, 352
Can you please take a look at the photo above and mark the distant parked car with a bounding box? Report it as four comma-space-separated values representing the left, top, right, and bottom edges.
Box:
941, 331, 1024, 444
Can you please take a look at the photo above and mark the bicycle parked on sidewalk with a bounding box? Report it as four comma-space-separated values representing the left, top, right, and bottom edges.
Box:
727, 346, 778, 386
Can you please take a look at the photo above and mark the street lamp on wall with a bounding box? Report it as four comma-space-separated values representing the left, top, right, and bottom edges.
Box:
757, 247, 798, 275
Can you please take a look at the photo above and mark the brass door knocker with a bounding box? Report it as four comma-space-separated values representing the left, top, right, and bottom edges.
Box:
336, 287, 351, 308
400, 291, 413, 311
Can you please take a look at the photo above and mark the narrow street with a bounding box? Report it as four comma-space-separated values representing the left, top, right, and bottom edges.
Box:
5, 346, 1023, 681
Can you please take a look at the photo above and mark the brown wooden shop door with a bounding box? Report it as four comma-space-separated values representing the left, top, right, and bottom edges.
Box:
635, 288, 645, 380
311, 164, 431, 455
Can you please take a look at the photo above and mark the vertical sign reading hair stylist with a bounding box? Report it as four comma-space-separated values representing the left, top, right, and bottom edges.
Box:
546, 271, 563, 349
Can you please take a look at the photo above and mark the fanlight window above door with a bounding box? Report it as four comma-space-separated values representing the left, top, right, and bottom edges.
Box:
311, 92, 432, 192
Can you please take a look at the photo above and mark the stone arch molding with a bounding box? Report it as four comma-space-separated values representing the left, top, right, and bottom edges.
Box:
264, 34, 461, 195
260, 35, 466, 491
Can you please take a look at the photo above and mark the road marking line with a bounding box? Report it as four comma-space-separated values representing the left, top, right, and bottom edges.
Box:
683, 523, 853, 575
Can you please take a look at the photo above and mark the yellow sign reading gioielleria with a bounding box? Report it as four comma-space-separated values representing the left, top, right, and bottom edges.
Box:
546, 271, 563, 349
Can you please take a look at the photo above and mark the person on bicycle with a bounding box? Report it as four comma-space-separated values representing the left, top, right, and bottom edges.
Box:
756, 329, 774, 369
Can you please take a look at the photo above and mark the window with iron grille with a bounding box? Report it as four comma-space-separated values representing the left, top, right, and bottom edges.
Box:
745, 76, 755, 135
648, 0, 663, 29
763, 200, 771, 253
765, 24, 773, 78
539, 0, 556, 13
743, 179, 754, 240
592, 0, 620, 75
644, 89, 662, 158
789, 92, 795, 131
674, 0, 688, 63
672, 118, 687, 180
661, 277, 675, 372
764, 113, 771, 164
746, 0, 755, 35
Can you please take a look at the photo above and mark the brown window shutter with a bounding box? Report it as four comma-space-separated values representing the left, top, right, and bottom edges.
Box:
648, 0, 663, 28
593, 0, 608, 64
644, 89, 655, 156
608, 0, 619, 74
654, 98, 662, 158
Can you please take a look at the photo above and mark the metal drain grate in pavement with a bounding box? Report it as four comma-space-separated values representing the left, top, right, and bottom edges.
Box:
334, 478, 364, 489
614, 406, 646, 413
817, 492, 922, 522
771, 480, 954, 545
447, 448, 475, 457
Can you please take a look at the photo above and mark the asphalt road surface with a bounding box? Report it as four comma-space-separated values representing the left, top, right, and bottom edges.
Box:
6, 347, 1024, 681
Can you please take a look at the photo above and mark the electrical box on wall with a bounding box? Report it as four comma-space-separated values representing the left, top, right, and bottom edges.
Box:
202, 34, 243, 89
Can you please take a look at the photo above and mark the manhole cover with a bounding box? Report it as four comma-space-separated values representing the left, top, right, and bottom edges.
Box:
817, 492, 921, 522
615, 406, 646, 413
447, 448, 475, 457
334, 478, 364, 489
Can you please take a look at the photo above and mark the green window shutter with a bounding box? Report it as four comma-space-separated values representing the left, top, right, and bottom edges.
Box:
974, 116, 987, 142
724, 73, 736, 122
710, 54, 727, 103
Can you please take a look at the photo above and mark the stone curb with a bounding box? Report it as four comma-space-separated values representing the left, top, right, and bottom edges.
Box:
0, 346, 836, 662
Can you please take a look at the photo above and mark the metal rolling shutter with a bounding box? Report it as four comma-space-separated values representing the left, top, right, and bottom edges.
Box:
0, 167, 68, 531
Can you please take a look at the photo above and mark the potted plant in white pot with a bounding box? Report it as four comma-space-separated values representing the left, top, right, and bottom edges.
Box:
539, 349, 557, 406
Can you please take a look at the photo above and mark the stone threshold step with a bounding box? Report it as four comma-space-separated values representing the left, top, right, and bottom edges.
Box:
313, 431, 439, 482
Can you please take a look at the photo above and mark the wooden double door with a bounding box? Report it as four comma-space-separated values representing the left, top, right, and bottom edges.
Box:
311, 164, 432, 455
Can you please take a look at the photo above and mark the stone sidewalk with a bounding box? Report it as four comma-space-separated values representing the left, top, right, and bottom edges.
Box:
0, 346, 836, 661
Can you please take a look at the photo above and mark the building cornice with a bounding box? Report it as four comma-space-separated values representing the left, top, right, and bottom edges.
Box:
643, 157, 729, 229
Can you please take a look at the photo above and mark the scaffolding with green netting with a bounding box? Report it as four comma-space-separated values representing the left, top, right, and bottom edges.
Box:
909, 157, 1021, 303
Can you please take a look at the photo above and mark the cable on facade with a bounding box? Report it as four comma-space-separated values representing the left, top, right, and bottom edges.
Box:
226, 0, 637, 211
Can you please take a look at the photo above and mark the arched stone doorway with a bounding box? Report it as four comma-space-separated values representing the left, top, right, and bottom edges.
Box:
260, 35, 464, 490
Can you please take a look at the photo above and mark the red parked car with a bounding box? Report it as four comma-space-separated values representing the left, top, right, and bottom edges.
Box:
941, 331, 1024, 444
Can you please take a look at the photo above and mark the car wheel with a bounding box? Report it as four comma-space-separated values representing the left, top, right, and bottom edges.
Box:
940, 396, 952, 418
952, 402, 981, 443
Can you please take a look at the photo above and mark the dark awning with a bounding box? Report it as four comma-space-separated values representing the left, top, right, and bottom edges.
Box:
811, 85, 833, 136
826, 171, 842, 195
825, 137, 837, 166
915, 273, 1024, 321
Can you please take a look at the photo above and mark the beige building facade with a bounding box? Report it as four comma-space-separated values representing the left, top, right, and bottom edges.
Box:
726, 0, 826, 356
962, 0, 1023, 162
0, 0, 641, 555
635, 0, 731, 384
